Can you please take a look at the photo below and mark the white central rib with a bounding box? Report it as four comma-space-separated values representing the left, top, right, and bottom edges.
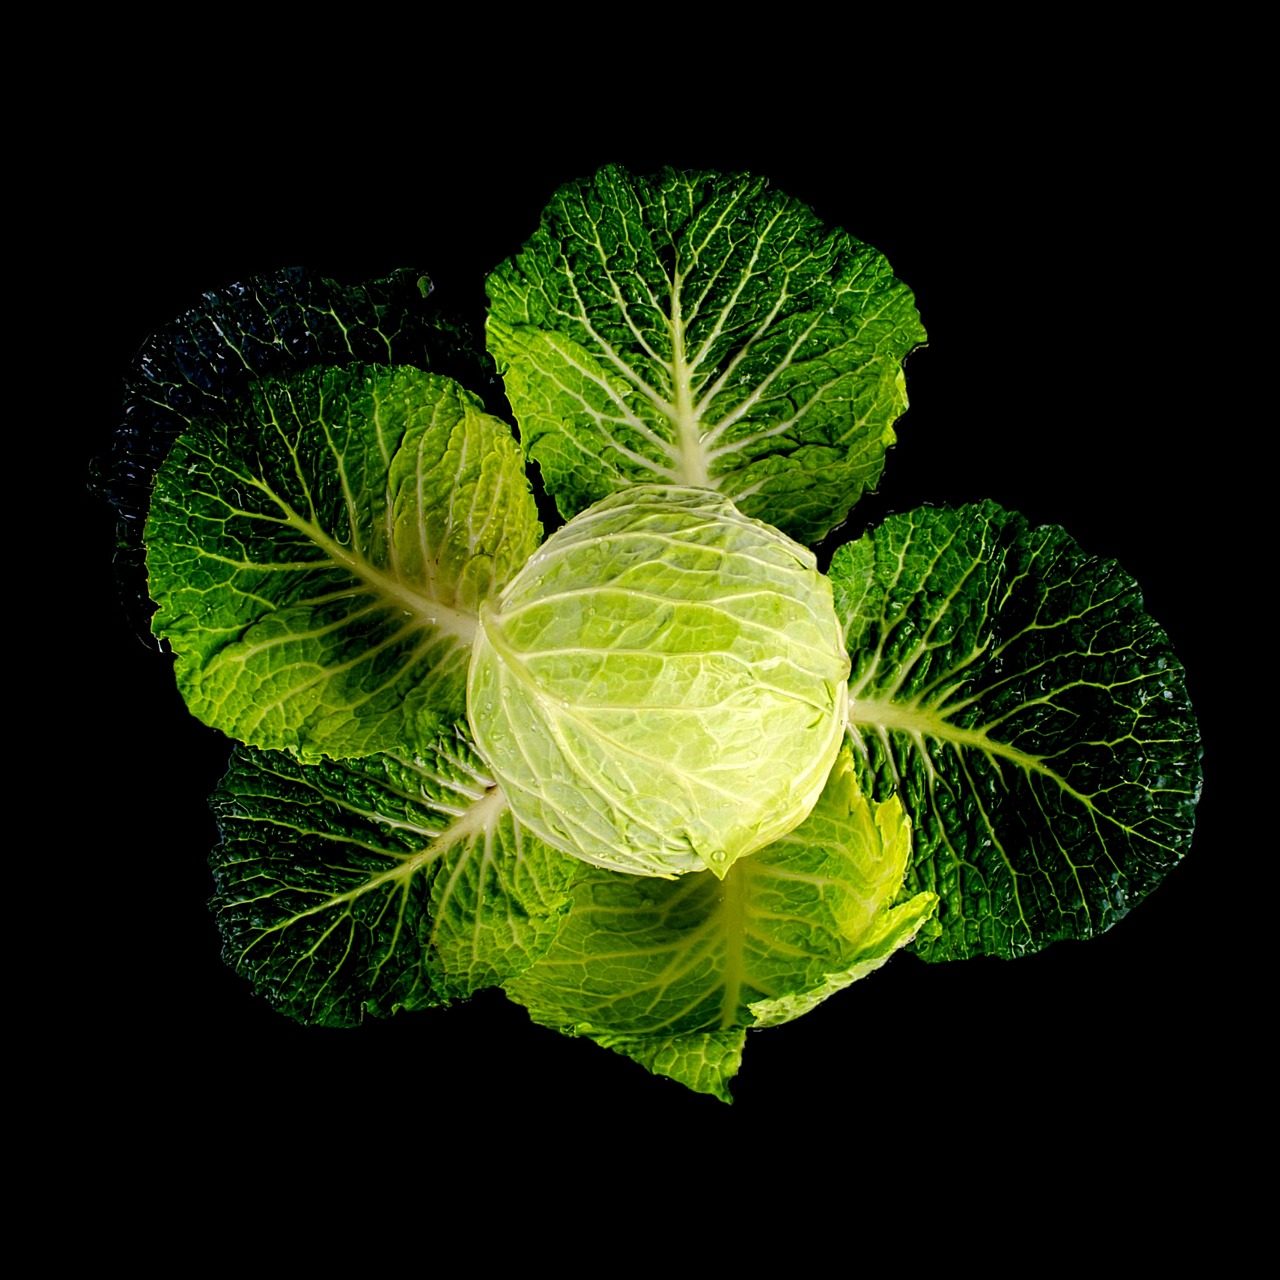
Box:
668, 274, 711, 488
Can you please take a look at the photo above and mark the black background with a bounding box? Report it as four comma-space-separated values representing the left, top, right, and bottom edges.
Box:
77, 88, 1232, 1169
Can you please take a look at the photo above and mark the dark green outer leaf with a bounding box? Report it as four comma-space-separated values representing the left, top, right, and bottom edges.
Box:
211, 730, 576, 1026
93, 266, 493, 640
487, 166, 925, 544
830, 500, 1202, 960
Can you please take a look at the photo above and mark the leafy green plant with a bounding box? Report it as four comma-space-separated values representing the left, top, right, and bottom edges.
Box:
101, 166, 1202, 1102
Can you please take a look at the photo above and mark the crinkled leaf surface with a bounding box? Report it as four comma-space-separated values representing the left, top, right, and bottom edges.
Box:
831, 500, 1202, 961
94, 266, 493, 638
503, 749, 936, 1099
211, 727, 576, 1025
593, 1031, 747, 1105
469, 484, 849, 879
147, 365, 540, 758
487, 166, 925, 545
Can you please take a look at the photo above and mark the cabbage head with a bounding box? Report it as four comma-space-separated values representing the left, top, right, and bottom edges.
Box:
467, 485, 850, 878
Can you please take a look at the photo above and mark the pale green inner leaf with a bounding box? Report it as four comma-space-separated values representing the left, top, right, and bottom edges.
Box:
503, 748, 936, 1079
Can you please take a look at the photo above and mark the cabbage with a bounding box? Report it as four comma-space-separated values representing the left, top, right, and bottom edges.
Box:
116, 166, 1202, 1103
467, 485, 850, 878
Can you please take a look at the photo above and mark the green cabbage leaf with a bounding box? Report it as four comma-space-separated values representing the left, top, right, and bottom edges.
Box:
211, 727, 577, 1023
505, 748, 936, 1100
830, 501, 1202, 960
487, 166, 925, 545
146, 365, 540, 759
